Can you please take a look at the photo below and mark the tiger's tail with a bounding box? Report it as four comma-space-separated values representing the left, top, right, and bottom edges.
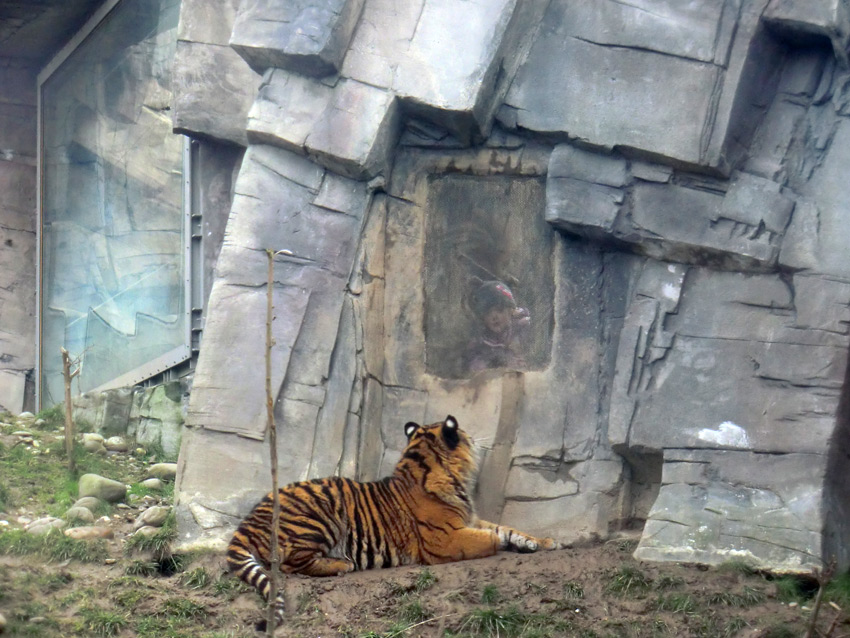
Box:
227, 531, 286, 624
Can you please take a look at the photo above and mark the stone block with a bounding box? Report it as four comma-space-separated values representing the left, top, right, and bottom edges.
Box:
559, 0, 736, 64
172, 41, 260, 147
794, 119, 850, 278
610, 266, 848, 456
505, 18, 721, 165
248, 71, 398, 179
0, 370, 26, 414
764, 0, 850, 64
636, 449, 827, 571
187, 282, 310, 440
630, 181, 782, 268
501, 459, 623, 542
504, 464, 578, 500
230, 0, 365, 76
306, 79, 400, 179
545, 178, 623, 237
506, 0, 781, 172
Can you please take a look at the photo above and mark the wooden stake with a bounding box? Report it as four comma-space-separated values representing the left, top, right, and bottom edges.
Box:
265, 249, 282, 636
60, 347, 80, 473
805, 559, 836, 638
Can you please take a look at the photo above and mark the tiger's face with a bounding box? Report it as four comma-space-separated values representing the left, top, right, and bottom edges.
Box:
401, 415, 479, 488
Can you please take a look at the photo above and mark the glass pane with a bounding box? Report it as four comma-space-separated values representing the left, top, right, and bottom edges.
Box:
41, 0, 184, 406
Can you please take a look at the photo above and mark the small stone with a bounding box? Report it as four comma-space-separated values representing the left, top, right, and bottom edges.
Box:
133, 505, 170, 530
0, 520, 9, 527
104, 436, 128, 452
132, 525, 161, 538
78, 474, 127, 503
25, 517, 65, 536
73, 496, 103, 512
140, 478, 163, 491
133, 447, 147, 457
147, 463, 177, 481
0, 610, 5, 632
65, 507, 95, 524
116, 503, 131, 510
17, 412, 35, 420
83, 433, 106, 453
96, 516, 111, 525
29, 616, 45, 624
64, 526, 114, 540
34, 419, 46, 427
104, 558, 117, 565
12, 431, 32, 438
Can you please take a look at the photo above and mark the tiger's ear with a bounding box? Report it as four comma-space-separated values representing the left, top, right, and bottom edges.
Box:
404, 422, 419, 440
442, 415, 460, 449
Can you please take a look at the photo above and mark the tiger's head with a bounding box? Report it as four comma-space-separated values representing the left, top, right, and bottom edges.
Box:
395, 415, 479, 503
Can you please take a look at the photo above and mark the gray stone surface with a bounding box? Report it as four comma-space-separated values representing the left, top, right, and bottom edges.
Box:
636, 449, 827, 571
247, 70, 399, 179
172, 41, 260, 147
504, 0, 781, 172
230, 0, 365, 76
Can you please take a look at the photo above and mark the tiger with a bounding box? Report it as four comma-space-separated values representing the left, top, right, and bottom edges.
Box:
226, 415, 559, 623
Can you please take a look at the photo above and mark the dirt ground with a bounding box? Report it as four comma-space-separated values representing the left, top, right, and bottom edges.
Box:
3, 528, 845, 638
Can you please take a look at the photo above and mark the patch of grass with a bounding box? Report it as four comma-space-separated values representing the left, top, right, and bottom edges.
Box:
212, 575, 250, 599
458, 606, 529, 637
113, 587, 147, 609
397, 598, 429, 625
181, 566, 211, 589
654, 574, 684, 590
723, 617, 748, 637
34, 403, 65, 430
0, 528, 107, 563
124, 511, 177, 557
125, 559, 159, 577
707, 586, 765, 608
413, 567, 437, 592
825, 571, 850, 608
655, 592, 698, 614
563, 581, 584, 599
481, 584, 501, 605
159, 597, 206, 619
606, 565, 651, 597
78, 606, 129, 637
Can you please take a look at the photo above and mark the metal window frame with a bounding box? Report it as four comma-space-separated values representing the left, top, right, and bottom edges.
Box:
36, 0, 192, 408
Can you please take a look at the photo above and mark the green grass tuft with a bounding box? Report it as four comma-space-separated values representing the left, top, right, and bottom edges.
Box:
78, 606, 129, 637
0, 528, 107, 563
481, 584, 501, 605
606, 565, 652, 597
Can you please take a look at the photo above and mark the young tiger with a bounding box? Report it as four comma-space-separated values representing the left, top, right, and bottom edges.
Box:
227, 415, 558, 621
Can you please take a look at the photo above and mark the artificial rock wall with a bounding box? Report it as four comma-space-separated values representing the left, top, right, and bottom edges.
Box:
173, 0, 850, 573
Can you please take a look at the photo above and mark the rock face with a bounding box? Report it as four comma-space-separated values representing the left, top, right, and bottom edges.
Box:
164, 0, 850, 576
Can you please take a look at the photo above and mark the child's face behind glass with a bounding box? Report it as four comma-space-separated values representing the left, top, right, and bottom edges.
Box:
483, 306, 513, 337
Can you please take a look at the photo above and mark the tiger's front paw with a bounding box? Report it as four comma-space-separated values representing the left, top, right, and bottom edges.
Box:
538, 537, 558, 550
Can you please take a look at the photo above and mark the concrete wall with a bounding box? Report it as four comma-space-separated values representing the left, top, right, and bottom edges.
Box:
0, 60, 37, 414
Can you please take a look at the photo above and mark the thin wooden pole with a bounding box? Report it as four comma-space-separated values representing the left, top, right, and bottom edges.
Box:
265, 249, 282, 636
60, 347, 79, 473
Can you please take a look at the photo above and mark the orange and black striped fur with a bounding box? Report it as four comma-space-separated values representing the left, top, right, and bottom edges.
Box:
227, 415, 558, 620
